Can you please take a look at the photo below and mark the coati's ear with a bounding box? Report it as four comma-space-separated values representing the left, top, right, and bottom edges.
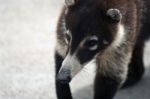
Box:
65, 0, 76, 7
106, 9, 122, 22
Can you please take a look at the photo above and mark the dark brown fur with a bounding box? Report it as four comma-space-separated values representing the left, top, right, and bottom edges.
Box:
55, 0, 150, 99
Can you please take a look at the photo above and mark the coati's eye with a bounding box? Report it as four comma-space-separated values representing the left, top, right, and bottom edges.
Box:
85, 36, 98, 50
86, 39, 98, 47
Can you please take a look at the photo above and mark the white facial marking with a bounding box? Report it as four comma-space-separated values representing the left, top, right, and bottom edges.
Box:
65, 0, 75, 6
65, 38, 69, 44
89, 36, 98, 41
65, 30, 71, 44
89, 45, 98, 50
82, 59, 96, 74
66, 30, 70, 35
89, 36, 98, 51
103, 40, 109, 45
70, 59, 97, 99
111, 24, 125, 48
61, 53, 83, 78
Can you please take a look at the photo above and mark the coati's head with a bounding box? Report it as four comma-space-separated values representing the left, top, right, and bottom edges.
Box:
57, 0, 126, 83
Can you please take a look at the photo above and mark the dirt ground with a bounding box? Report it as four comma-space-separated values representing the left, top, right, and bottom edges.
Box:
0, 0, 150, 99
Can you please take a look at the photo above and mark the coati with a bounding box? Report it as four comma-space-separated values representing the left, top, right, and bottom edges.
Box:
54, 0, 150, 99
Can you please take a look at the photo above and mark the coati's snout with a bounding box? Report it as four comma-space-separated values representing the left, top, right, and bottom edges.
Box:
57, 35, 108, 84
57, 53, 83, 84
57, 67, 71, 84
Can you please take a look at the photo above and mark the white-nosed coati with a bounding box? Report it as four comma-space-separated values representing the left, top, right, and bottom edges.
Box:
54, 0, 150, 99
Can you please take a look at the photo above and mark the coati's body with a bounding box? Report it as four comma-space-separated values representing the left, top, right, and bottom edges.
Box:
54, 0, 150, 99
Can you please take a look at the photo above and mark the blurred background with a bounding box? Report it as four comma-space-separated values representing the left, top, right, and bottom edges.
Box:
0, 0, 150, 99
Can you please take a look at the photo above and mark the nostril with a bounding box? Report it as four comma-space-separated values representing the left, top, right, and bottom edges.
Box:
57, 69, 71, 84
62, 70, 68, 74
57, 74, 71, 84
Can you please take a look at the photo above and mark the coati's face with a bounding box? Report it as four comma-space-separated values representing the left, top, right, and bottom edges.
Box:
57, 0, 125, 83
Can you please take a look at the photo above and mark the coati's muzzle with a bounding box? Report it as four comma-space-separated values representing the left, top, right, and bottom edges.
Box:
57, 67, 71, 84
57, 54, 83, 84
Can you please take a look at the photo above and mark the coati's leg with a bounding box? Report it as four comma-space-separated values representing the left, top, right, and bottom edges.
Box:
94, 44, 131, 99
55, 52, 72, 99
94, 74, 120, 99
122, 40, 145, 88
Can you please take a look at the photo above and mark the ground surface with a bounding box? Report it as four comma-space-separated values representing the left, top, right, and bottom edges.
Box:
0, 0, 150, 99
